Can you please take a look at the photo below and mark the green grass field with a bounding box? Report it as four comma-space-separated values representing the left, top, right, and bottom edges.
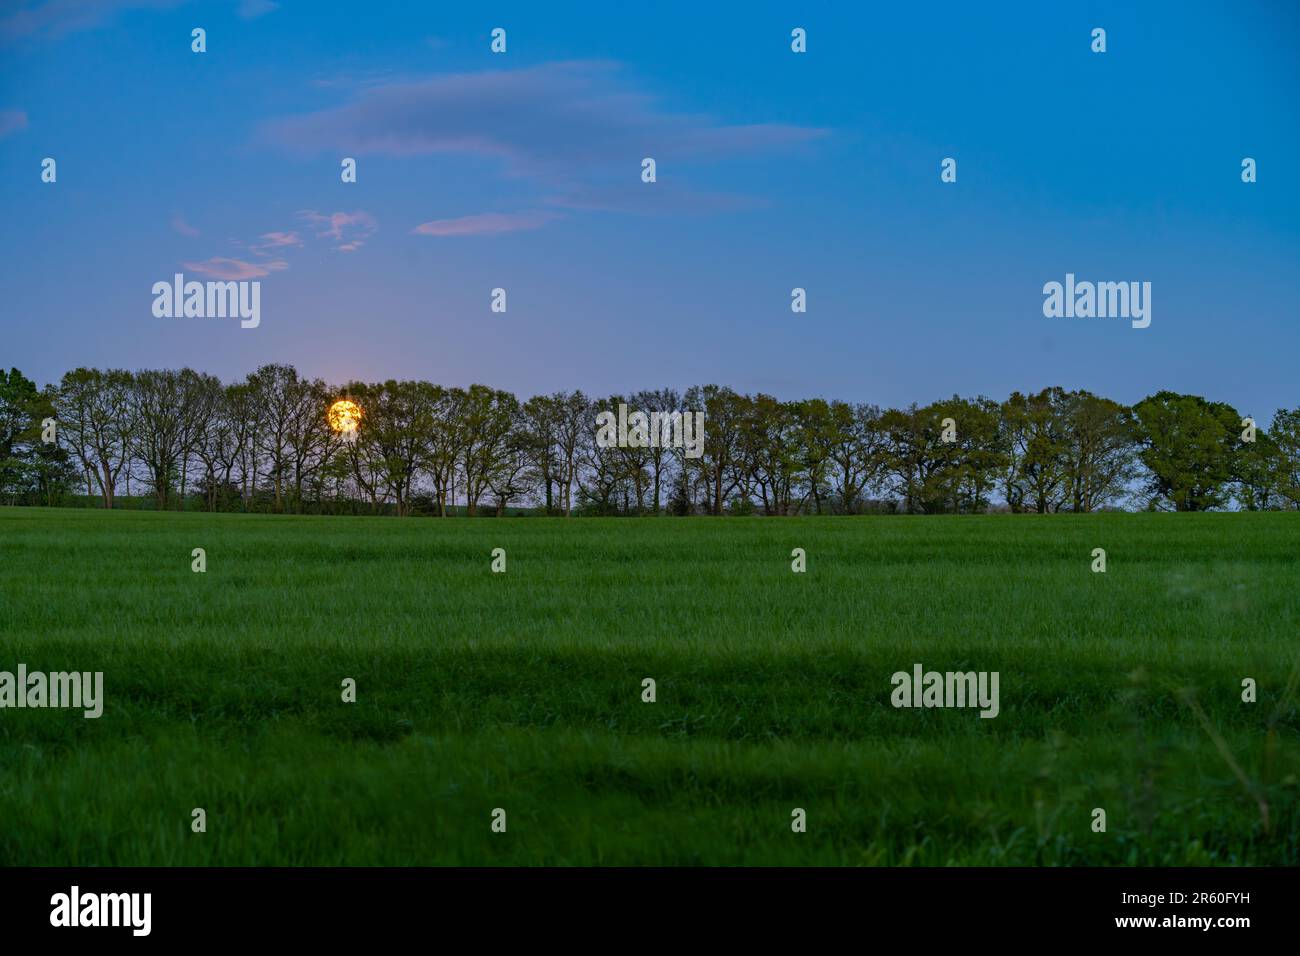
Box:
1, 507, 1297, 866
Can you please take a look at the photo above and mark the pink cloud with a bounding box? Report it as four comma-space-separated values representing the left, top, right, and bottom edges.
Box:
181, 258, 275, 280
257, 231, 300, 247
412, 211, 557, 237
255, 231, 302, 249
297, 209, 377, 251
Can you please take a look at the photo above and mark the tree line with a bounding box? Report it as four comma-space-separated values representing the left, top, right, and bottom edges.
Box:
2, 365, 1297, 516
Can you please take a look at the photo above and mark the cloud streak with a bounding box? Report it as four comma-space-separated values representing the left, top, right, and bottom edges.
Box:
236, 0, 277, 19
253, 231, 302, 250
263, 61, 824, 238
412, 211, 557, 237
262, 61, 826, 181
1, 0, 181, 43
181, 257, 286, 280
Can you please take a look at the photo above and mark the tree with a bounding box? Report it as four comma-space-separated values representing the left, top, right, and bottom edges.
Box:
944, 396, 1004, 514
350, 380, 440, 516
552, 391, 588, 517
0, 369, 72, 505
879, 402, 964, 514
1059, 391, 1136, 512
1133, 391, 1242, 511
193, 376, 235, 511
424, 385, 466, 516
1235, 430, 1286, 511
740, 393, 798, 516
225, 381, 262, 510
827, 401, 885, 515
459, 385, 519, 516
579, 395, 625, 515
130, 368, 207, 510
791, 399, 836, 514
1269, 407, 1300, 509
176, 369, 222, 506
519, 394, 561, 514
1001, 388, 1070, 513
633, 387, 681, 515
54, 368, 133, 508
685, 384, 744, 516
284, 377, 335, 512
0, 368, 39, 502
30, 384, 76, 505
248, 364, 307, 512
604, 393, 651, 514
486, 417, 535, 516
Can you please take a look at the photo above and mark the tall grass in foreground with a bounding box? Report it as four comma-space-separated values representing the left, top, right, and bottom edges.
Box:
0, 508, 1296, 865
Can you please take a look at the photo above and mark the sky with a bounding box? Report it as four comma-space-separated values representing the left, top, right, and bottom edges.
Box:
1, 0, 1297, 418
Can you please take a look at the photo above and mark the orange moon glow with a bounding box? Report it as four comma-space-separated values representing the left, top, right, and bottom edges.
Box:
328, 399, 362, 434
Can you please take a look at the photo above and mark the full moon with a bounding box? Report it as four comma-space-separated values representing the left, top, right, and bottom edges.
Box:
328, 399, 362, 434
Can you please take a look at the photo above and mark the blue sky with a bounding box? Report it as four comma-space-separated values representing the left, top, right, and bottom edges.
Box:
1, 0, 1297, 419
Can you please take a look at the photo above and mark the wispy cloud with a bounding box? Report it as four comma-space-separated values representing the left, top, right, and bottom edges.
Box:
262, 61, 826, 181
543, 183, 763, 216
236, 0, 277, 19
308, 68, 402, 91
412, 211, 557, 238
252, 231, 302, 251
170, 213, 200, 237
264, 61, 824, 237
181, 257, 285, 280
0, 0, 181, 43
297, 210, 376, 252
178, 217, 351, 280
1, 0, 270, 43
